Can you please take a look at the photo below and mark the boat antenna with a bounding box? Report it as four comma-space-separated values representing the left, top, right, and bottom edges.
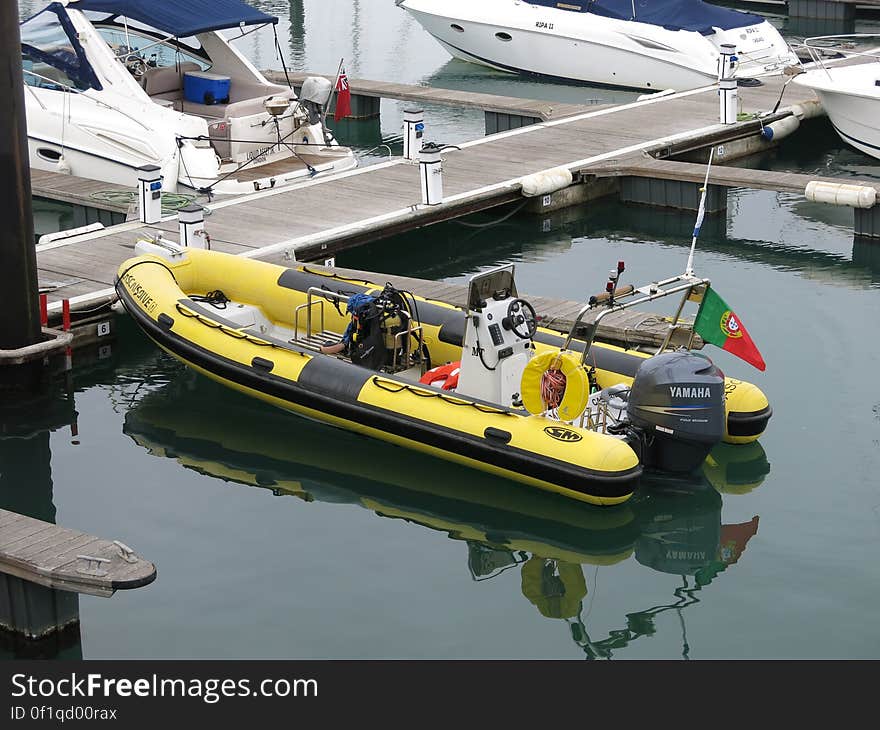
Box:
685, 146, 715, 277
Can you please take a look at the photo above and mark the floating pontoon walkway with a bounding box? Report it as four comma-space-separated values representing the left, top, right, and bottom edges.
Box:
33, 70, 876, 326
0, 508, 156, 598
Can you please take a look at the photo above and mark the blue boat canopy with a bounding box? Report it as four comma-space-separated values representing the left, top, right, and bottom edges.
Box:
525, 0, 764, 35
67, 0, 278, 37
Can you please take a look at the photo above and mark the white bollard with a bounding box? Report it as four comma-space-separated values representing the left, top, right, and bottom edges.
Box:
137, 165, 163, 224
403, 108, 424, 161
178, 205, 211, 248
718, 43, 738, 125
419, 143, 444, 206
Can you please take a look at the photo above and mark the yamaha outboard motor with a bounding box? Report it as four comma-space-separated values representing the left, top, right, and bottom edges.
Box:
626, 351, 725, 473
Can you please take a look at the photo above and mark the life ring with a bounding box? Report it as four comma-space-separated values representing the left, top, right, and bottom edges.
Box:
521, 350, 590, 421
419, 361, 460, 391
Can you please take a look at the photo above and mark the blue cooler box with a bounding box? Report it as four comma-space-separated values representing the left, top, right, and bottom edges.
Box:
183, 71, 230, 105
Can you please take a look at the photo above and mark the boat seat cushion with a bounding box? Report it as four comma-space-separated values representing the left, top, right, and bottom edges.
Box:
180, 85, 295, 120
141, 62, 202, 97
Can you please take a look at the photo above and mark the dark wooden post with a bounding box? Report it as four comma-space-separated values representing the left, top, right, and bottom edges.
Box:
0, 2, 41, 360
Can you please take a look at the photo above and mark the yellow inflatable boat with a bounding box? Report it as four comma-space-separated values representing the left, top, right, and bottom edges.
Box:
115, 240, 770, 506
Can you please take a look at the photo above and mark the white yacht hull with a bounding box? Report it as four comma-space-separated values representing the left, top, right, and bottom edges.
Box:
794, 63, 880, 160
400, 0, 797, 91
26, 88, 188, 191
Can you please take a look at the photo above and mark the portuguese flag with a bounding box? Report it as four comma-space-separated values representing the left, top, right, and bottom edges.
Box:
694, 287, 766, 371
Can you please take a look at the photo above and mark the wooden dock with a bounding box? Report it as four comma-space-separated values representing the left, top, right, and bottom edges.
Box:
30, 169, 134, 218
29, 68, 879, 327
0, 508, 156, 598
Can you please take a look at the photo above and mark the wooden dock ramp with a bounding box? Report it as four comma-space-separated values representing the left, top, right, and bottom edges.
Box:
0, 508, 156, 598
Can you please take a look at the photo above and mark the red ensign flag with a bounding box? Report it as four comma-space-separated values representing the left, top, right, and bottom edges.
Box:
334, 70, 351, 122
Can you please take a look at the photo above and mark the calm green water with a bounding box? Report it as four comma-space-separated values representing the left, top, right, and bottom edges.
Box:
6, 1, 880, 659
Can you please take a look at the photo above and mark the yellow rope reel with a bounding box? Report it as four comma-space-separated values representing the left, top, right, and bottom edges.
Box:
521, 349, 591, 421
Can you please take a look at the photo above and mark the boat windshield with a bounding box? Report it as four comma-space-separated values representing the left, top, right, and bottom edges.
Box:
88, 20, 212, 71
21, 3, 102, 91
525, 0, 763, 35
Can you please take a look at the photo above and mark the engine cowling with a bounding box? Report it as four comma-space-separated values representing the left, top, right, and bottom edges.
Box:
626, 351, 725, 473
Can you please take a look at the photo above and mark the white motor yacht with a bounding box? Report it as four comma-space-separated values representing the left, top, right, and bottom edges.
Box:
793, 37, 880, 161
398, 0, 798, 91
21, 0, 357, 195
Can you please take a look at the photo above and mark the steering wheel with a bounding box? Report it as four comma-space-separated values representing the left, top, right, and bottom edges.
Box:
504, 298, 538, 340
116, 45, 148, 80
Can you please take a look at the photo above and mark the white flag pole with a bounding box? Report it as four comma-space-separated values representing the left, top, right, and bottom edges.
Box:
323, 58, 345, 126
685, 146, 715, 277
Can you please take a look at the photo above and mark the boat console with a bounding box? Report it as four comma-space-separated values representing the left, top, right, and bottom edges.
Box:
456, 265, 537, 407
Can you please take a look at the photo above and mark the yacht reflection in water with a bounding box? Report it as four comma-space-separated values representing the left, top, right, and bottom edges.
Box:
124, 373, 771, 659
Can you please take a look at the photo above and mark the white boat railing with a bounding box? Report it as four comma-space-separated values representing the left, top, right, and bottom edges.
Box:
561, 273, 712, 363
798, 34, 880, 79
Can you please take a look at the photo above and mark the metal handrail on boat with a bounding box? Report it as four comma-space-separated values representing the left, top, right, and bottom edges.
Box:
561, 274, 711, 366
294, 286, 352, 342
295, 288, 425, 373
392, 325, 424, 372
798, 34, 880, 79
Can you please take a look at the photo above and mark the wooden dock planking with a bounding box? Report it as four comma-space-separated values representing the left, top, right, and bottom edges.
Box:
30, 169, 133, 215
0, 508, 156, 597
33, 72, 843, 320
14, 528, 84, 561
0, 511, 26, 529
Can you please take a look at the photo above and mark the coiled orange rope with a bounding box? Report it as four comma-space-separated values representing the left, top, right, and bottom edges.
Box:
540, 368, 567, 410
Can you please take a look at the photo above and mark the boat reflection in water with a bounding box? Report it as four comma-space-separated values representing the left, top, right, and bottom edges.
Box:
518, 488, 760, 659
123, 373, 770, 658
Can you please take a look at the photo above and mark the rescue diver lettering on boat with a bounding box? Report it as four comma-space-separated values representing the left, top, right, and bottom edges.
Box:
544, 426, 582, 443
122, 273, 157, 314
669, 386, 711, 399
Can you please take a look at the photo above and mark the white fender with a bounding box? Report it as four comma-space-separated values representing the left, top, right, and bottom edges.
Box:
788, 99, 825, 120
805, 181, 877, 208
520, 166, 573, 197
760, 115, 800, 142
